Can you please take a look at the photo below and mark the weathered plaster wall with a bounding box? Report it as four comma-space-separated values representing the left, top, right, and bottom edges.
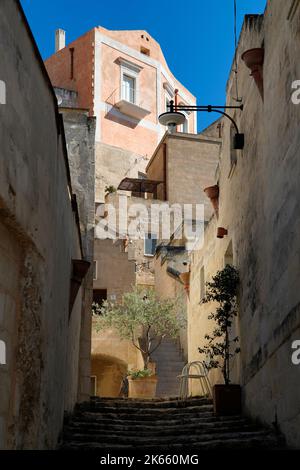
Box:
0, 0, 88, 449
147, 134, 221, 220
93, 238, 136, 302
61, 109, 96, 404
45, 29, 94, 111
188, 2, 300, 448
95, 142, 149, 203
91, 326, 144, 397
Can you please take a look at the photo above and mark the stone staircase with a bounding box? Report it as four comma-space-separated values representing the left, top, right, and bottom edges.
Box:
150, 338, 185, 397
60, 397, 284, 451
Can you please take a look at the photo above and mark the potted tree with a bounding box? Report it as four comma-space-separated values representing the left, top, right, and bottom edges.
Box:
198, 265, 241, 415
93, 287, 184, 398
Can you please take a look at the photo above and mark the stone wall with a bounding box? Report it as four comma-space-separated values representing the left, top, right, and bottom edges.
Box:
188, 1, 300, 448
0, 0, 90, 449
147, 133, 221, 221
95, 142, 150, 203
61, 109, 96, 403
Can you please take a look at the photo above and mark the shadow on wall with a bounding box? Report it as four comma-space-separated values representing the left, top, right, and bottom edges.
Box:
91, 354, 128, 397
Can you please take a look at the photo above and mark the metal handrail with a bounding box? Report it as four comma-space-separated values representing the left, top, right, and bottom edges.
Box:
178, 361, 212, 400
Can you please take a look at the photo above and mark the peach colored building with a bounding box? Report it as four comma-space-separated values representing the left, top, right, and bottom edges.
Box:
45, 26, 197, 202
45, 26, 197, 398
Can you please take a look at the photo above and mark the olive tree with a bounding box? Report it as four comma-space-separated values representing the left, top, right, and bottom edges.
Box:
93, 287, 185, 370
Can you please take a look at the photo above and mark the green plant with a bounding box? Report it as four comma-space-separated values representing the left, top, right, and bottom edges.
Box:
198, 265, 240, 385
127, 369, 153, 380
93, 286, 185, 370
105, 185, 117, 194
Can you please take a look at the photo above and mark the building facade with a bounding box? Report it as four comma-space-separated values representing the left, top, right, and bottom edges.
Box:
187, 2, 300, 448
45, 26, 197, 202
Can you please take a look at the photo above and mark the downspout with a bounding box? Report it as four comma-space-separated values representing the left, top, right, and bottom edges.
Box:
163, 143, 167, 201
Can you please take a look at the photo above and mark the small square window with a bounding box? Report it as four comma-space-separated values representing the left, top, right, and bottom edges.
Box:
144, 234, 157, 256
141, 46, 150, 56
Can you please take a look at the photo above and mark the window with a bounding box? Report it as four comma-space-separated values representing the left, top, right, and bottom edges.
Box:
163, 82, 174, 114
90, 376, 97, 396
140, 46, 150, 56
224, 241, 234, 267
165, 95, 171, 112
93, 261, 98, 280
200, 266, 205, 302
118, 57, 142, 106
122, 74, 136, 104
144, 234, 157, 256
181, 115, 189, 133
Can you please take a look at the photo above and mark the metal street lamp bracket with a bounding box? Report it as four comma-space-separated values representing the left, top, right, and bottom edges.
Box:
159, 100, 244, 150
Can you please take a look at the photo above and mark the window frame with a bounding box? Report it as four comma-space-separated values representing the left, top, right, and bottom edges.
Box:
118, 58, 142, 106
199, 265, 205, 302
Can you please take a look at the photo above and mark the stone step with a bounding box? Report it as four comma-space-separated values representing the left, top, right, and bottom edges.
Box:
78, 397, 212, 409
61, 429, 277, 448
74, 405, 214, 417
61, 396, 284, 451
65, 422, 259, 438
67, 416, 249, 431
61, 434, 280, 451
70, 414, 245, 427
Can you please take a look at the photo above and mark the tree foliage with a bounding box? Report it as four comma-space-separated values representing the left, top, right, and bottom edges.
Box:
93, 287, 185, 370
198, 265, 240, 385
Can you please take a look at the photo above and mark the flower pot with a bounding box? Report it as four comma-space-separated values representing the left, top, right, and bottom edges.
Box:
179, 271, 190, 295
128, 375, 158, 399
179, 271, 190, 285
204, 185, 219, 199
217, 227, 228, 239
241, 48, 264, 99
213, 384, 241, 416
241, 48, 264, 69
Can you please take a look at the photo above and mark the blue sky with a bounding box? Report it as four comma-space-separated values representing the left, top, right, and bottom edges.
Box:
20, 0, 266, 130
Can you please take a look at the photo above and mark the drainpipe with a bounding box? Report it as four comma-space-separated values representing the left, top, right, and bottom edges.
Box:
163, 143, 167, 201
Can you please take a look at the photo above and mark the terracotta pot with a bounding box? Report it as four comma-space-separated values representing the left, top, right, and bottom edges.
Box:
128, 375, 158, 398
217, 227, 228, 239
242, 48, 264, 99
204, 185, 219, 200
213, 384, 242, 416
179, 271, 190, 295
241, 48, 264, 69
179, 271, 190, 285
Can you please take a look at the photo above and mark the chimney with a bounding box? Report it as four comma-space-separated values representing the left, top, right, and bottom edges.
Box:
55, 29, 66, 52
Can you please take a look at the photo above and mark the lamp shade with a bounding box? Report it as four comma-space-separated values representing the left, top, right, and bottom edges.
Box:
158, 111, 186, 127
